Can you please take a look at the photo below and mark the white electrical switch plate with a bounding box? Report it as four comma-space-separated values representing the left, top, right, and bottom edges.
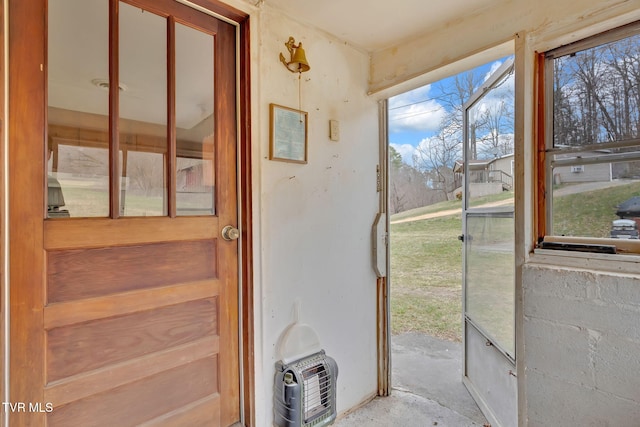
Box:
329, 120, 340, 141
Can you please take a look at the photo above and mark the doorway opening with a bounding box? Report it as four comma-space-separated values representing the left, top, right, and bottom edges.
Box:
386, 54, 515, 425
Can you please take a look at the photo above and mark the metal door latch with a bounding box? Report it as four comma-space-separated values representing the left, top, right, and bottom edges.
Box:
222, 225, 240, 241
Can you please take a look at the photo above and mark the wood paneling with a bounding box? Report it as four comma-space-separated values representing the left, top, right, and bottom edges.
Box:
47, 239, 217, 303
47, 298, 218, 382
45, 279, 219, 329
139, 395, 220, 427
47, 356, 219, 427
45, 336, 219, 407
44, 216, 218, 249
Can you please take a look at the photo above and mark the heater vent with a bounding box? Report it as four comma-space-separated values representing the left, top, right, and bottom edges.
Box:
274, 351, 338, 427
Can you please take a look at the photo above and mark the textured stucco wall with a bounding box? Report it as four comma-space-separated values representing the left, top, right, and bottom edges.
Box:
247, 5, 380, 426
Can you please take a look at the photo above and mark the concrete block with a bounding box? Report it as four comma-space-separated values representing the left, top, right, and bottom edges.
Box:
595, 276, 640, 308
523, 317, 593, 387
523, 265, 590, 300
524, 289, 640, 341
592, 333, 640, 403
526, 370, 640, 427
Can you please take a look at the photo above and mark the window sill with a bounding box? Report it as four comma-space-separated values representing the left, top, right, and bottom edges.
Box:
541, 235, 640, 254
531, 246, 640, 275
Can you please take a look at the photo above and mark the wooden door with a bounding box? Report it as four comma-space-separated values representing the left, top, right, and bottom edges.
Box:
9, 0, 240, 425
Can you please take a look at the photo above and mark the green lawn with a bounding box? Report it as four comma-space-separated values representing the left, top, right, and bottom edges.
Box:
390, 215, 463, 340
553, 181, 640, 237
56, 183, 168, 217
390, 181, 640, 343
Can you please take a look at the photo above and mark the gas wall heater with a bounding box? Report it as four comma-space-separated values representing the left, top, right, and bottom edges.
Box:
274, 350, 338, 427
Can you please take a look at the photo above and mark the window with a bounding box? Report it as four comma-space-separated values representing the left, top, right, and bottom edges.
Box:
570, 165, 584, 173
541, 22, 640, 252
46, 0, 217, 219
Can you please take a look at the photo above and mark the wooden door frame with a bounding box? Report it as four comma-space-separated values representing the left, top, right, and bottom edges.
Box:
0, 0, 6, 425
8, 2, 47, 426
237, 12, 255, 427
6, 0, 254, 425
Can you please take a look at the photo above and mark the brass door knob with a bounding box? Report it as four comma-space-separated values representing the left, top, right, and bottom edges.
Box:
221, 225, 240, 241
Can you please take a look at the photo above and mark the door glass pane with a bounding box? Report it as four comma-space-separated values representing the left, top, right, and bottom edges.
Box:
47, 0, 109, 218
175, 23, 215, 216
120, 151, 165, 216
465, 213, 515, 357
119, 2, 167, 216
465, 67, 514, 208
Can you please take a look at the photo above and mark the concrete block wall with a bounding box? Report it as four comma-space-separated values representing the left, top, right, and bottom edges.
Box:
522, 264, 640, 426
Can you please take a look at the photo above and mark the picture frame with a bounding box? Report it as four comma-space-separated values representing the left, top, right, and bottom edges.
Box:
269, 103, 308, 164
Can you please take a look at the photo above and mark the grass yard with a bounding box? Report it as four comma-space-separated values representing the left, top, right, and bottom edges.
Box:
390, 215, 463, 341
390, 180, 640, 343
56, 182, 170, 217
553, 181, 640, 237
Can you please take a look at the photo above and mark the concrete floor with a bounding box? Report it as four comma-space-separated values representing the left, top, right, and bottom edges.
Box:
334, 333, 488, 427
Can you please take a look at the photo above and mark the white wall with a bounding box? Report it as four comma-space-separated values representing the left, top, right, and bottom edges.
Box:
369, 0, 640, 95
553, 163, 612, 184
245, 4, 380, 425
225, 1, 640, 426
523, 263, 640, 426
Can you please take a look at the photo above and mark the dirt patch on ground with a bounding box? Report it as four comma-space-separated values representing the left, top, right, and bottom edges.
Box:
390, 198, 513, 224
391, 180, 639, 225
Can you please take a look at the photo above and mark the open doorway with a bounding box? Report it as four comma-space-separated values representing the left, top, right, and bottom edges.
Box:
387, 55, 515, 426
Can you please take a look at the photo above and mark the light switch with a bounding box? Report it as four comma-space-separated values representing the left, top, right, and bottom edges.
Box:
329, 119, 340, 141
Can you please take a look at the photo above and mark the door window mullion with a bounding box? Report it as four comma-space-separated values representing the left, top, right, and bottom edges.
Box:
109, 0, 121, 218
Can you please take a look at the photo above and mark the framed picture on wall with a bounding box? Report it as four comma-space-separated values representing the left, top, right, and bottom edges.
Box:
269, 103, 308, 164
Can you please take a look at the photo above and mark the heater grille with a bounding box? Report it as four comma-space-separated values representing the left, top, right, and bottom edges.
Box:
274, 351, 338, 427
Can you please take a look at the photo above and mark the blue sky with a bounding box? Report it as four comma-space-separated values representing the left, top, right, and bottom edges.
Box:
388, 57, 512, 165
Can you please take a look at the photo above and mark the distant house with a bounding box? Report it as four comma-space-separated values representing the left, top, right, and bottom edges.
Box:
552, 150, 613, 184
177, 162, 207, 191
453, 153, 514, 197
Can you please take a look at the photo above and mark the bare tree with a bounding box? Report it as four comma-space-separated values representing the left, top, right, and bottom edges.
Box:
128, 152, 164, 196
477, 90, 514, 158
413, 132, 460, 200
553, 34, 640, 147
436, 71, 486, 159
388, 146, 444, 213
392, 58, 516, 205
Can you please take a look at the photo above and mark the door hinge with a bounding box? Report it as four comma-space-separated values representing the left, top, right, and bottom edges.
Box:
376, 164, 382, 193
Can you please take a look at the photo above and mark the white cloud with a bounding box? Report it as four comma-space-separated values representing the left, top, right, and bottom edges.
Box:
389, 143, 417, 165
484, 59, 505, 82
388, 85, 446, 133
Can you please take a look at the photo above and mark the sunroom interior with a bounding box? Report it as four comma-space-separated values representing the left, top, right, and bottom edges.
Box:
2, 0, 640, 426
